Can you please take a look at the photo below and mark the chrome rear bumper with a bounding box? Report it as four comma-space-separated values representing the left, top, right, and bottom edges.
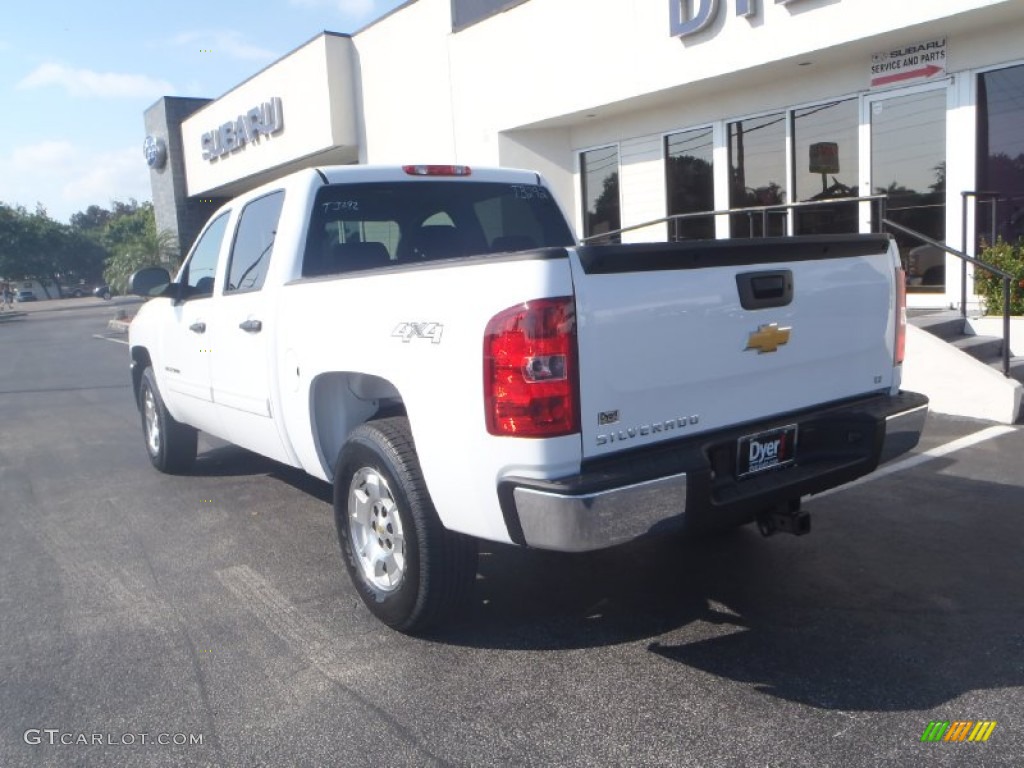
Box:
501, 391, 929, 552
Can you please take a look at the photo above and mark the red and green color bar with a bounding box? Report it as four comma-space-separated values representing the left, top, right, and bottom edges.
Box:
921, 721, 997, 742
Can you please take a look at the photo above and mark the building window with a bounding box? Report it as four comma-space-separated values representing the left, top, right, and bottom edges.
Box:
581, 146, 621, 243
977, 63, 1024, 246
665, 127, 715, 240
792, 99, 860, 235
871, 88, 947, 289
728, 112, 787, 237
451, 0, 529, 31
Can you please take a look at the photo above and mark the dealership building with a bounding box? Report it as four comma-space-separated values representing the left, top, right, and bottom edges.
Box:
144, 0, 1024, 309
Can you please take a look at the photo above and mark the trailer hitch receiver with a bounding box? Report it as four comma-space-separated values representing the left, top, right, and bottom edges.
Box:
757, 499, 810, 537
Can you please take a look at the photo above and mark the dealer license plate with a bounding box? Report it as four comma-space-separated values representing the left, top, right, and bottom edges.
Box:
736, 424, 798, 478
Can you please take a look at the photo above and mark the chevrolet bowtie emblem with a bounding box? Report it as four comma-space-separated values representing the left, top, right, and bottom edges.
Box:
745, 323, 791, 354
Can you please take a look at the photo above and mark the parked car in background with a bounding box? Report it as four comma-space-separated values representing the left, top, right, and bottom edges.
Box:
62, 284, 88, 298
93, 284, 112, 300
906, 244, 945, 287
15, 290, 37, 302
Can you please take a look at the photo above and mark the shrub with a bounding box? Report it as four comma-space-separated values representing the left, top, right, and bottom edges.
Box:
974, 239, 1024, 316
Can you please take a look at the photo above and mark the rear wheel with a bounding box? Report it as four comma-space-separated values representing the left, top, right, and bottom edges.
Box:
334, 417, 477, 633
139, 367, 197, 474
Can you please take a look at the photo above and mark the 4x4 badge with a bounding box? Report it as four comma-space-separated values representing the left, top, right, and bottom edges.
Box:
745, 323, 791, 354
392, 322, 444, 344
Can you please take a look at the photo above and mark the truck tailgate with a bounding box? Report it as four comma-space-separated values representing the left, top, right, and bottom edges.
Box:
570, 235, 898, 459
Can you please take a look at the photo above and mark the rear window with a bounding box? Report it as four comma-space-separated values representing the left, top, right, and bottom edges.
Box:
302, 181, 574, 277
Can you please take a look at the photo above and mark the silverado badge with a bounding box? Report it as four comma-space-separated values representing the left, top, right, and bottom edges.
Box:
745, 323, 791, 354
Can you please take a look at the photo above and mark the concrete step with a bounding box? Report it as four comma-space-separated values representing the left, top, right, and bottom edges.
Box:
951, 333, 1004, 363
990, 358, 1024, 423
983, 356, 1024, 423
987, 355, 1024, 381
909, 309, 1006, 364
908, 310, 965, 342
905, 310, 1023, 424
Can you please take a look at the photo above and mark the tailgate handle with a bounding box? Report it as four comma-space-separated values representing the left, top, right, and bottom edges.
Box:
736, 270, 793, 310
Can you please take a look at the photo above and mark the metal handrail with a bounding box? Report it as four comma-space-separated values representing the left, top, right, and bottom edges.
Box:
883, 218, 1012, 377
960, 191, 1003, 320
579, 194, 889, 244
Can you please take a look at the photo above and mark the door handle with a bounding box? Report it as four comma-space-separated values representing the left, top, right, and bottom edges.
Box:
736, 270, 793, 310
239, 319, 263, 333
189, 322, 207, 334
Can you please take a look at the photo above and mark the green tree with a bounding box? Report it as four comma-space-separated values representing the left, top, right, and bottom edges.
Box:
101, 203, 179, 294
975, 238, 1024, 316
588, 171, 620, 242
0, 203, 74, 296
70, 204, 113, 233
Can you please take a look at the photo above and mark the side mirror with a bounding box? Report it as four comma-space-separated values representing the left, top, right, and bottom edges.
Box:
128, 267, 172, 298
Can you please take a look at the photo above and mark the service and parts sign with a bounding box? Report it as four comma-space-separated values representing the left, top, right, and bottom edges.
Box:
870, 38, 946, 88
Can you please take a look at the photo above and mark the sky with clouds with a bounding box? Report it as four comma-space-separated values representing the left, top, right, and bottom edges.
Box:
0, 0, 407, 223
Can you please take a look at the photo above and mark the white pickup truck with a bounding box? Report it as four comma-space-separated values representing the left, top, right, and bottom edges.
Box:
128, 164, 927, 632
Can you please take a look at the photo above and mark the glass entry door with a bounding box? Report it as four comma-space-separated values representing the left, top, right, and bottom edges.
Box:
867, 86, 948, 291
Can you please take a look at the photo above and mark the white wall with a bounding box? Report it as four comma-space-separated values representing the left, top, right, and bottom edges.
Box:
498, 128, 576, 229
353, 0, 1023, 255
442, 0, 1017, 138
353, 0, 457, 163
183, 34, 359, 197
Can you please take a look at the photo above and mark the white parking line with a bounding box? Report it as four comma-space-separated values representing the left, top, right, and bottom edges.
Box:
813, 424, 1017, 499
92, 334, 129, 345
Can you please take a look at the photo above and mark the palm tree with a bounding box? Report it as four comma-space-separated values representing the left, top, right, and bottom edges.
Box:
104, 227, 179, 295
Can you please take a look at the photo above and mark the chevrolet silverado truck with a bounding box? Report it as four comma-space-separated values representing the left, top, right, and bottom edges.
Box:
127, 164, 928, 632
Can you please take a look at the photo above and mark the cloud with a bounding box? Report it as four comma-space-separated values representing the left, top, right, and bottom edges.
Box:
0, 142, 151, 223
16, 63, 175, 100
172, 30, 277, 61
61, 147, 149, 207
289, 0, 377, 19
11, 141, 76, 169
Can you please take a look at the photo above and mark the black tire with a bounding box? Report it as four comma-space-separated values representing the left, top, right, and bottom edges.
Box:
138, 367, 197, 474
102, 290, 112, 300
334, 417, 477, 634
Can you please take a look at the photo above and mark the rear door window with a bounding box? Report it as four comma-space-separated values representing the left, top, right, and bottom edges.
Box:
225, 191, 284, 293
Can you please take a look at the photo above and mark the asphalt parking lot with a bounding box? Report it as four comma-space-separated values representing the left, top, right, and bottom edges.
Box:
1, 302, 1021, 767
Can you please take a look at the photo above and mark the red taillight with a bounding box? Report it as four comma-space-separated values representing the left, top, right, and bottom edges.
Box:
484, 298, 579, 437
895, 268, 907, 365
402, 165, 472, 176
